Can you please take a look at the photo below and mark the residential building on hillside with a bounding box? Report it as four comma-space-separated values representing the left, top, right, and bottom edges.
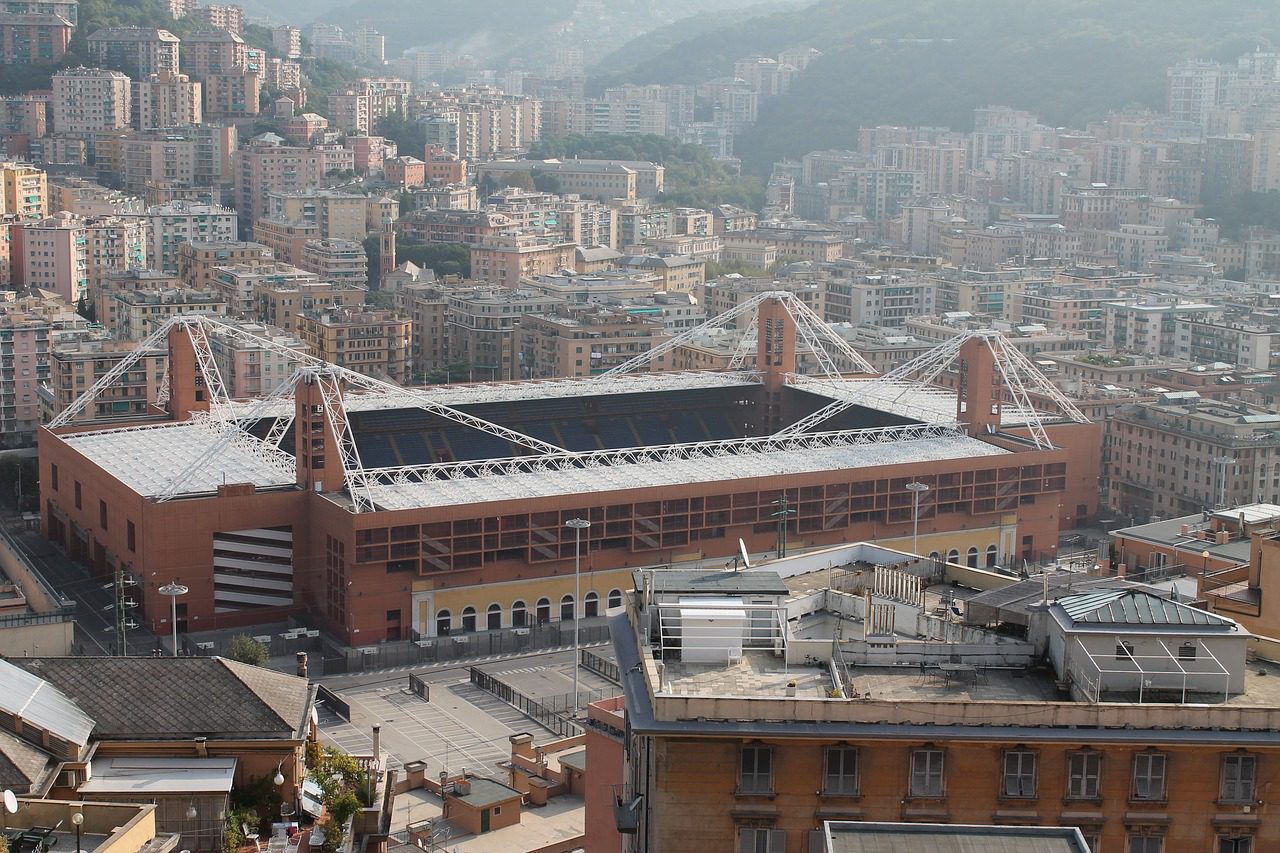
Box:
296, 306, 410, 382
85, 27, 179, 78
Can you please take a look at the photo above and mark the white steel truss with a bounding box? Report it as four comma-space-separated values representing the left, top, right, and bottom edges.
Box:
728, 317, 757, 370
347, 423, 965, 490
186, 319, 231, 417
154, 369, 302, 502
775, 329, 1089, 449
47, 319, 180, 428
595, 290, 874, 379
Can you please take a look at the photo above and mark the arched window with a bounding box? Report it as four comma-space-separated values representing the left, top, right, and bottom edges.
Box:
486, 603, 502, 630
985, 545, 999, 568
967, 546, 979, 568
435, 609, 451, 637
607, 588, 623, 609
461, 606, 476, 633
511, 600, 527, 628
946, 549, 960, 563
584, 591, 599, 618
536, 597, 551, 625
560, 594, 575, 621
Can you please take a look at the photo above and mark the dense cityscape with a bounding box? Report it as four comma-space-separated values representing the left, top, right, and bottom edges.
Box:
0, 1, 1279, 852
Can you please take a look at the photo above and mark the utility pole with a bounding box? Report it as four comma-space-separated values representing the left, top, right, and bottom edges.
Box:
771, 495, 796, 559
109, 566, 137, 656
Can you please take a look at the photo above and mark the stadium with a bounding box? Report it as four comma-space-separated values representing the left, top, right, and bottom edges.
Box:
38, 292, 1101, 643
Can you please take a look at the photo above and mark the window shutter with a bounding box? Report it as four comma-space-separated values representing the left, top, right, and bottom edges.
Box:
768, 829, 787, 853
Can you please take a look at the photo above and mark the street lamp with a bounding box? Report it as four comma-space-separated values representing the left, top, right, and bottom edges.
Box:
158, 580, 189, 657
906, 482, 930, 556
71, 812, 82, 853
1202, 549, 1211, 577
565, 518, 591, 712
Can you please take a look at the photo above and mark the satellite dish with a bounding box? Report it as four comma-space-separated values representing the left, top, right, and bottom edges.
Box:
738, 538, 751, 571
4, 789, 18, 814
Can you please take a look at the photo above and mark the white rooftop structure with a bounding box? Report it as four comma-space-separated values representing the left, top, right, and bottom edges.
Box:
79, 756, 237, 795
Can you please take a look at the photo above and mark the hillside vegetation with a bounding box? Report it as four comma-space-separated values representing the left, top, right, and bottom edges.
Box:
596, 0, 1280, 174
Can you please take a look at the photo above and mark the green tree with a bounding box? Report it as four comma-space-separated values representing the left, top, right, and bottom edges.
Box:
396, 242, 471, 278
499, 170, 536, 192
226, 634, 268, 667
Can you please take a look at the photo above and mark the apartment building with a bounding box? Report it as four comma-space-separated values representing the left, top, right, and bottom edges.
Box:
601, 561, 1278, 853
617, 254, 704, 295
298, 239, 366, 285
1013, 284, 1119, 343
445, 287, 563, 381
132, 71, 201, 130
1103, 299, 1220, 357
254, 277, 363, 334
0, 96, 47, 146
271, 25, 300, 59
0, 308, 50, 445
207, 319, 307, 397
106, 287, 227, 341
52, 67, 130, 134
49, 178, 141, 218
296, 306, 410, 382
0, 12, 72, 64
85, 27, 180, 78
189, 4, 243, 35
469, 233, 577, 289
202, 70, 260, 118
832, 270, 936, 327
41, 336, 166, 425
141, 200, 237, 272
477, 158, 664, 202
1110, 392, 1280, 522
728, 227, 843, 264
176, 239, 274, 290
1175, 316, 1280, 370
113, 125, 235, 199
1, 162, 47, 220
519, 305, 666, 378
265, 190, 371, 241
232, 136, 324, 224
92, 268, 182, 331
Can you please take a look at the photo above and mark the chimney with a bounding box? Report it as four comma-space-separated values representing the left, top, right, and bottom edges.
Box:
296, 651, 308, 678
371, 724, 381, 759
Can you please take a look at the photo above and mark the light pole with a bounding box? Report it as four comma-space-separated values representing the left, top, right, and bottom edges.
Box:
907, 482, 930, 555
71, 811, 82, 853
565, 518, 591, 712
158, 580, 188, 657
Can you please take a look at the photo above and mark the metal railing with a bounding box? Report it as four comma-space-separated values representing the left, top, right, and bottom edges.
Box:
468, 667, 582, 739
580, 648, 620, 684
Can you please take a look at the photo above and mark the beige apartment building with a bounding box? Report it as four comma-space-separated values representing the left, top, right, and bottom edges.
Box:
203, 70, 260, 118
132, 71, 202, 130
299, 239, 366, 285
52, 67, 131, 134
85, 27, 180, 77
0, 162, 47, 220
0, 308, 51, 445
176, 240, 274, 290
391, 275, 449, 378
142, 200, 237, 272
41, 336, 165, 424
477, 158, 664, 202
469, 232, 577, 288
297, 306, 410, 381
520, 306, 667, 378
93, 269, 183, 331
233, 138, 325, 224
446, 287, 563, 381
189, 3, 243, 34
266, 190, 372, 241
181, 27, 246, 77
207, 319, 307, 397
107, 287, 227, 341
251, 216, 318, 266
255, 277, 364, 334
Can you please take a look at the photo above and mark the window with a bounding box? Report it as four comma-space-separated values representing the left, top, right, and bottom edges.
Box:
1128, 835, 1162, 853
536, 597, 551, 624
461, 606, 476, 633
435, 609, 451, 636
607, 588, 623, 609
823, 747, 858, 795
487, 603, 502, 630
1002, 750, 1036, 798
736, 828, 785, 853
1132, 752, 1167, 801
1221, 754, 1256, 803
966, 546, 979, 568
127, 520, 135, 552
74, 481, 81, 509
1178, 642, 1197, 660
99, 499, 108, 530
985, 544, 998, 567
739, 744, 773, 794
1068, 751, 1101, 800
1219, 837, 1253, 853
560, 594, 575, 621
584, 591, 599, 617
50, 464, 58, 492
511, 600, 527, 627
1115, 641, 1134, 661
910, 748, 944, 797
946, 548, 959, 563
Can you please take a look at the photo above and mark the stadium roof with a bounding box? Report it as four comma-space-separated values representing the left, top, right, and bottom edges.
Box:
355, 432, 1008, 511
